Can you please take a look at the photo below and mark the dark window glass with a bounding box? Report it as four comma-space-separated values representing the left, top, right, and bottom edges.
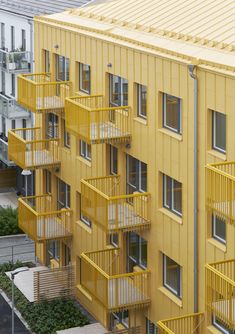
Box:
163, 254, 181, 298
212, 215, 226, 244
212, 111, 226, 153
137, 84, 147, 119
163, 94, 181, 134
79, 63, 90, 93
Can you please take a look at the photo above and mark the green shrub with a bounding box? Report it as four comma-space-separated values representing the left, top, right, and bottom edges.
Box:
0, 261, 89, 334
0, 207, 22, 236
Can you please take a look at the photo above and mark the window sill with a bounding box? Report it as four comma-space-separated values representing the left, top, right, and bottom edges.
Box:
158, 128, 182, 141
77, 284, 92, 301
207, 150, 226, 161
159, 207, 182, 225
208, 238, 227, 253
75, 220, 92, 234
77, 156, 92, 167
75, 90, 90, 96
158, 286, 182, 308
133, 117, 147, 126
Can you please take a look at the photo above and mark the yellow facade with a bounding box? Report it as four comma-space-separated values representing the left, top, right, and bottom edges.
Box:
8, 0, 235, 333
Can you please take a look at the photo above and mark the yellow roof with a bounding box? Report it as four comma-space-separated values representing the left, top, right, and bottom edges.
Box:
39, 0, 235, 72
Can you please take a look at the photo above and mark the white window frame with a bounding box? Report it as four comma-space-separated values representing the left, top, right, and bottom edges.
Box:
163, 93, 181, 134
80, 140, 91, 161
80, 213, 92, 228
212, 315, 231, 334
212, 214, 226, 244
212, 111, 226, 154
128, 232, 147, 270
48, 240, 60, 261
110, 233, 118, 247
79, 63, 90, 94
163, 254, 182, 298
109, 74, 128, 107
137, 83, 147, 119
163, 175, 182, 216
110, 145, 118, 175
146, 318, 158, 334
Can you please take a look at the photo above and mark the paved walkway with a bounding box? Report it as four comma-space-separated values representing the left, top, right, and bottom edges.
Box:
0, 191, 18, 209
0, 235, 35, 264
6, 266, 47, 302
0, 294, 30, 334
57, 323, 107, 334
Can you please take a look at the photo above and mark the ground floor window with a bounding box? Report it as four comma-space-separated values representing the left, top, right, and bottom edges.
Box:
146, 318, 158, 334
111, 311, 129, 329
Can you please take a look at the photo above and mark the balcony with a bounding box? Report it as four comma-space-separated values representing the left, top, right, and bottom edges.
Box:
206, 260, 235, 330
206, 161, 235, 223
0, 137, 15, 166
65, 95, 131, 144
81, 175, 150, 233
105, 327, 140, 334
0, 49, 30, 73
8, 128, 60, 170
0, 93, 30, 119
157, 313, 204, 334
18, 73, 72, 113
18, 195, 72, 242
81, 248, 150, 311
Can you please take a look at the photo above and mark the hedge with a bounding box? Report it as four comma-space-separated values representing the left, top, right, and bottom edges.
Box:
0, 207, 22, 236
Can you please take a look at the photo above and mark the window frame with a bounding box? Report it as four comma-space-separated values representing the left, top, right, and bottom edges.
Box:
56, 54, 70, 82
110, 233, 119, 247
127, 232, 147, 270
163, 174, 182, 217
137, 83, 147, 119
48, 240, 60, 261
110, 145, 118, 175
109, 74, 128, 107
79, 63, 91, 94
163, 254, 182, 299
46, 113, 58, 139
126, 154, 147, 195
80, 140, 91, 161
212, 315, 231, 334
45, 170, 51, 194
63, 119, 70, 148
57, 178, 70, 209
212, 111, 226, 154
163, 93, 181, 134
111, 311, 129, 329
212, 214, 226, 245
146, 318, 158, 334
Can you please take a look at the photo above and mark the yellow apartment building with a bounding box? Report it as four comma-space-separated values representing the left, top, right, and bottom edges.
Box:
7, 0, 235, 333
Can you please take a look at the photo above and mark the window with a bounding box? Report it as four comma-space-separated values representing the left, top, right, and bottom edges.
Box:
110, 145, 118, 175
110, 233, 118, 247
11, 120, 15, 129
127, 154, 147, 194
11, 26, 15, 51
63, 120, 70, 148
44, 50, 50, 72
21, 30, 26, 51
127, 232, 147, 270
137, 84, 147, 119
56, 55, 69, 81
48, 240, 60, 261
111, 311, 129, 329
11, 74, 15, 97
57, 179, 70, 209
22, 119, 27, 140
212, 315, 231, 334
79, 63, 90, 94
146, 318, 158, 334
212, 214, 226, 244
1, 71, 5, 93
46, 113, 58, 138
163, 254, 182, 298
212, 111, 226, 153
45, 170, 51, 194
163, 94, 181, 134
110, 74, 128, 107
80, 140, 91, 161
163, 174, 182, 216
2, 117, 6, 136
1, 23, 5, 49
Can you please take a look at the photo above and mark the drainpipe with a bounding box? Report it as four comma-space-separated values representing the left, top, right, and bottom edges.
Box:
188, 63, 198, 313
28, 19, 34, 71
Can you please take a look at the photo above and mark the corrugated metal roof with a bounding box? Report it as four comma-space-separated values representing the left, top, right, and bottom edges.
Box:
0, 0, 92, 18
70, 0, 235, 52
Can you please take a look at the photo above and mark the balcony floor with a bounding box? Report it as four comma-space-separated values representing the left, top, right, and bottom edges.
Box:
86, 202, 148, 232
81, 122, 130, 142
25, 150, 59, 167
37, 217, 70, 240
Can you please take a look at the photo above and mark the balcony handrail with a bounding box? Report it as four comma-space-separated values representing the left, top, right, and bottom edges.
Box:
18, 73, 72, 86
0, 137, 8, 146
10, 127, 41, 132
81, 176, 150, 201
0, 49, 30, 55
206, 263, 235, 287
0, 92, 15, 103
206, 163, 235, 181
81, 252, 110, 279
157, 313, 204, 334
158, 312, 204, 324
67, 96, 130, 112
26, 138, 60, 144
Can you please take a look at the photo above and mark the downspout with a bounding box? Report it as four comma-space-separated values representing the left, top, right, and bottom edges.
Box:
28, 19, 34, 72
188, 63, 198, 313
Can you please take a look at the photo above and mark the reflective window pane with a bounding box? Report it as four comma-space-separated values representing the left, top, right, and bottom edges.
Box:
213, 111, 226, 153
163, 94, 181, 133
164, 255, 181, 297
173, 180, 182, 214
212, 215, 226, 244
79, 63, 90, 93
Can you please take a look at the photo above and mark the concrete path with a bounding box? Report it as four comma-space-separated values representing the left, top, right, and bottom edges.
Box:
0, 235, 35, 264
0, 294, 30, 334
57, 323, 107, 334
6, 266, 47, 302
0, 191, 18, 209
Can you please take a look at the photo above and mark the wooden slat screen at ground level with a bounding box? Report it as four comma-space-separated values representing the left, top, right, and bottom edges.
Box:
33, 265, 75, 302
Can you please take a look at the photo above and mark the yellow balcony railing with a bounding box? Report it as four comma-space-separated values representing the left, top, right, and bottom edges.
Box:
65, 95, 131, 144
18, 73, 72, 113
81, 248, 150, 311
18, 195, 72, 242
157, 313, 204, 334
8, 128, 60, 169
81, 175, 150, 233
206, 161, 235, 223
206, 259, 235, 330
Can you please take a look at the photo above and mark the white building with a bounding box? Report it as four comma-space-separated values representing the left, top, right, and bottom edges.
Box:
0, 0, 92, 194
